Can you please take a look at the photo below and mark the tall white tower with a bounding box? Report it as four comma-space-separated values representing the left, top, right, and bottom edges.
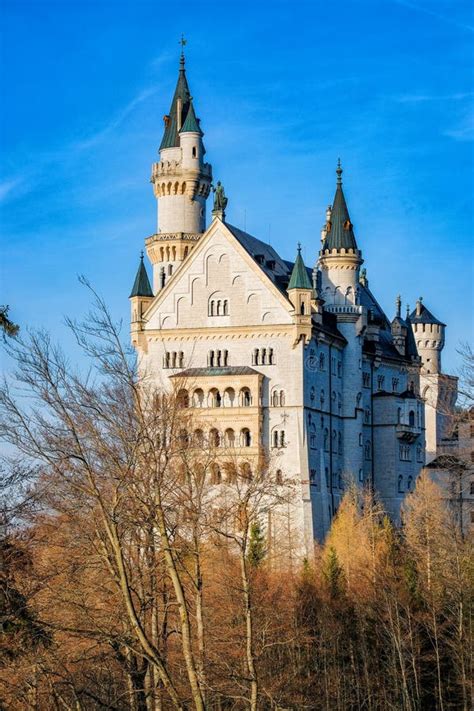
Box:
146, 50, 213, 292
409, 298, 457, 462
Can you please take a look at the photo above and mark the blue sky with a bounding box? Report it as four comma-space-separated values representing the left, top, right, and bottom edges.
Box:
1, 0, 473, 373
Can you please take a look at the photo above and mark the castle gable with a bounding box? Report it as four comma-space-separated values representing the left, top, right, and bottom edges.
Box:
143, 220, 294, 332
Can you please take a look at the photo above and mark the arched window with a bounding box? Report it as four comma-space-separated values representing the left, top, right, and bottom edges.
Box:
407, 476, 413, 491
194, 429, 204, 447
225, 462, 237, 484
261, 348, 267, 365
209, 300, 214, 316
210, 463, 221, 485
273, 430, 279, 448
320, 389, 325, 406
164, 352, 170, 369
279, 390, 285, 406
192, 146, 197, 158
280, 431, 286, 447
253, 348, 259, 365
223, 387, 235, 407
324, 429, 329, 451
269, 348, 274, 364
223, 300, 228, 315
209, 388, 221, 407
397, 407, 402, 424
398, 475, 403, 493
240, 462, 252, 480
216, 350, 222, 366
300, 302, 305, 315
209, 351, 215, 367
319, 353, 325, 370
241, 428, 251, 447
223, 350, 229, 366
177, 389, 189, 408
276, 469, 283, 485
178, 351, 184, 367
409, 410, 415, 427
241, 388, 251, 407
168, 264, 173, 276
172, 352, 177, 368
272, 390, 279, 407
210, 428, 220, 447
225, 428, 235, 447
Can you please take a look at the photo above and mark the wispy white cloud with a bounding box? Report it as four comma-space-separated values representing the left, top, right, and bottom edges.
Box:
444, 113, 474, 141
0, 177, 24, 204
0, 85, 157, 204
71, 87, 157, 152
390, 0, 474, 33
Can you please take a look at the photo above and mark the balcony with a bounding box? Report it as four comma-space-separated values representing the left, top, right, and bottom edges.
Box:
396, 424, 421, 442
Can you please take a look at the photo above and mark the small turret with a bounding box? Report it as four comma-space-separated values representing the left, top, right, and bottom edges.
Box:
287, 245, 312, 344
130, 253, 154, 344
409, 297, 446, 374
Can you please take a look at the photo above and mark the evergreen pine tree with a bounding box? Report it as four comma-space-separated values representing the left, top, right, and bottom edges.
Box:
247, 520, 266, 568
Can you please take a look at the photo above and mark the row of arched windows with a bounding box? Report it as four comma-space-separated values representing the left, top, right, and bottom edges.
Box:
164, 351, 184, 369
209, 299, 229, 316
272, 430, 286, 448
208, 350, 229, 367
177, 427, 252, 449
177, 387, 252, 408
252, 348, 275, 366
271, 390, 285, 407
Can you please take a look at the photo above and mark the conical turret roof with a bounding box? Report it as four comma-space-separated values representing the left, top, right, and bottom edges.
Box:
323, 161, 358, 252
409, 299, 445, 326
130, 253, 153, 298
180, 99, 202, 134
288, 245, 312, 290
160, 54, 194, 150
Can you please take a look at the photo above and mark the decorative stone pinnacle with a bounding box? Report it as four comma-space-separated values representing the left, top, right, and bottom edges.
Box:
396, 294, 401, 318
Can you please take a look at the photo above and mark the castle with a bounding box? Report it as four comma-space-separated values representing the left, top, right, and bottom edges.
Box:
129, 51, 457, 546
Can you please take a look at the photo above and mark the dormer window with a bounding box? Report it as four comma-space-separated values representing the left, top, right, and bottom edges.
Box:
255, 254, 265, 264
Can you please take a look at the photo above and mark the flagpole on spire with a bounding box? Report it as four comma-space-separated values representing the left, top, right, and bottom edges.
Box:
179, 34, 187, 67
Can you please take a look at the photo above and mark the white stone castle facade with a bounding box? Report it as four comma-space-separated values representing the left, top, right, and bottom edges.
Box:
130, 52, 457, 546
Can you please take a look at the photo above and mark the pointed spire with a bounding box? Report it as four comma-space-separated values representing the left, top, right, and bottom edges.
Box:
180, 99, 203, 134
288, 244, 312, 290
130, 252, 153, 298
159, 47, 193, 150
323, 161, 358, 252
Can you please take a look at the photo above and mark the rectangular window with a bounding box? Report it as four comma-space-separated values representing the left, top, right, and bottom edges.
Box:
363, 372, 370, 388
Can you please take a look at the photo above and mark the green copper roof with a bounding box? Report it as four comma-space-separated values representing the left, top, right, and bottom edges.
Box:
180, 100, 202, 134
288, 245, 312, 290
323, 161, 358, 252
130, 253, 153, 298
160, 55, 194, 150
